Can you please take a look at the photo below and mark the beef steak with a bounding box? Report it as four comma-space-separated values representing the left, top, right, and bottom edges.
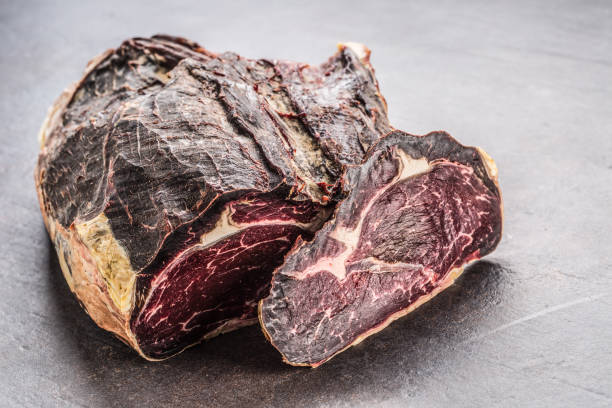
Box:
259, 131, 503, 367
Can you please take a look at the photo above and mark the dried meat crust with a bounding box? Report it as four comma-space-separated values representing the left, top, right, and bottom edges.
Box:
36, 35, 502, 364
35, 35, 390, 359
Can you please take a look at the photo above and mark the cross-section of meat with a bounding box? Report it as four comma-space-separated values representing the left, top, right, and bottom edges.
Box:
259, 131, 503, 367
35, 35, 390, 359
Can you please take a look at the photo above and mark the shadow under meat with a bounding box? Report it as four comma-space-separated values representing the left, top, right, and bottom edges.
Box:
45, 235, 511, 408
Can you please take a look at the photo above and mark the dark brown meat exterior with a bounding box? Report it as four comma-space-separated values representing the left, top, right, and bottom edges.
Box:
259, 131, 503, 367
35, 35, 390, 359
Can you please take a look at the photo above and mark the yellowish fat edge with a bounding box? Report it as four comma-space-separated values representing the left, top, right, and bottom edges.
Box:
74, 213, 136, 314
45, 215, 144, 356
55, 238, 75, 292
337, 42, 371, 62
476, 147, 498, 182
476, 146, 504, 235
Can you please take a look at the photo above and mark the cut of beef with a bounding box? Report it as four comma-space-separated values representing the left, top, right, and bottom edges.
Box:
36, 34, 503, 365
35, 35, 390, 359
259, 131, 503, 367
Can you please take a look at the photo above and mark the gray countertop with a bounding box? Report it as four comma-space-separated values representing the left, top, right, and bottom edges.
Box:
1, 0, 611, 407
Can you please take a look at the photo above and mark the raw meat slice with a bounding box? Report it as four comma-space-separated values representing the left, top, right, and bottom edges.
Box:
259, 131, 503, 367
35, 35, 389, 359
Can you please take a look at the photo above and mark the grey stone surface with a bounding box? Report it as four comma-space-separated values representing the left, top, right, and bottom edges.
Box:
0, 0, 610, 407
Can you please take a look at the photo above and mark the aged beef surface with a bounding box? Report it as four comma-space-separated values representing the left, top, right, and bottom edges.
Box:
259, 131, 503, 367
36, 34, 503, 365
35, 35, 390, 359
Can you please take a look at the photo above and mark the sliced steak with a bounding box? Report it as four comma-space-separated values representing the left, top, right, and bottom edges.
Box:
259, 131, 503, 367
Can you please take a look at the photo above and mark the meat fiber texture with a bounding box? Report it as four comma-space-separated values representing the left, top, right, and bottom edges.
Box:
35, 35, 502, 364
259, 131, 502, 366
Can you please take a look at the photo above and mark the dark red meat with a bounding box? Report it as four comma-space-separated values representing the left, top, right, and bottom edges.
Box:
259, 131, 503, 366
35, 35, 502, 365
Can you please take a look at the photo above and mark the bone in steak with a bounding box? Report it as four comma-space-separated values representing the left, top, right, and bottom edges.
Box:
259, 131, 503, 367
35, 35, 390, 359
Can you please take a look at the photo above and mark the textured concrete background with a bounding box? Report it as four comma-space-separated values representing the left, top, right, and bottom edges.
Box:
1, 0, 611, 407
